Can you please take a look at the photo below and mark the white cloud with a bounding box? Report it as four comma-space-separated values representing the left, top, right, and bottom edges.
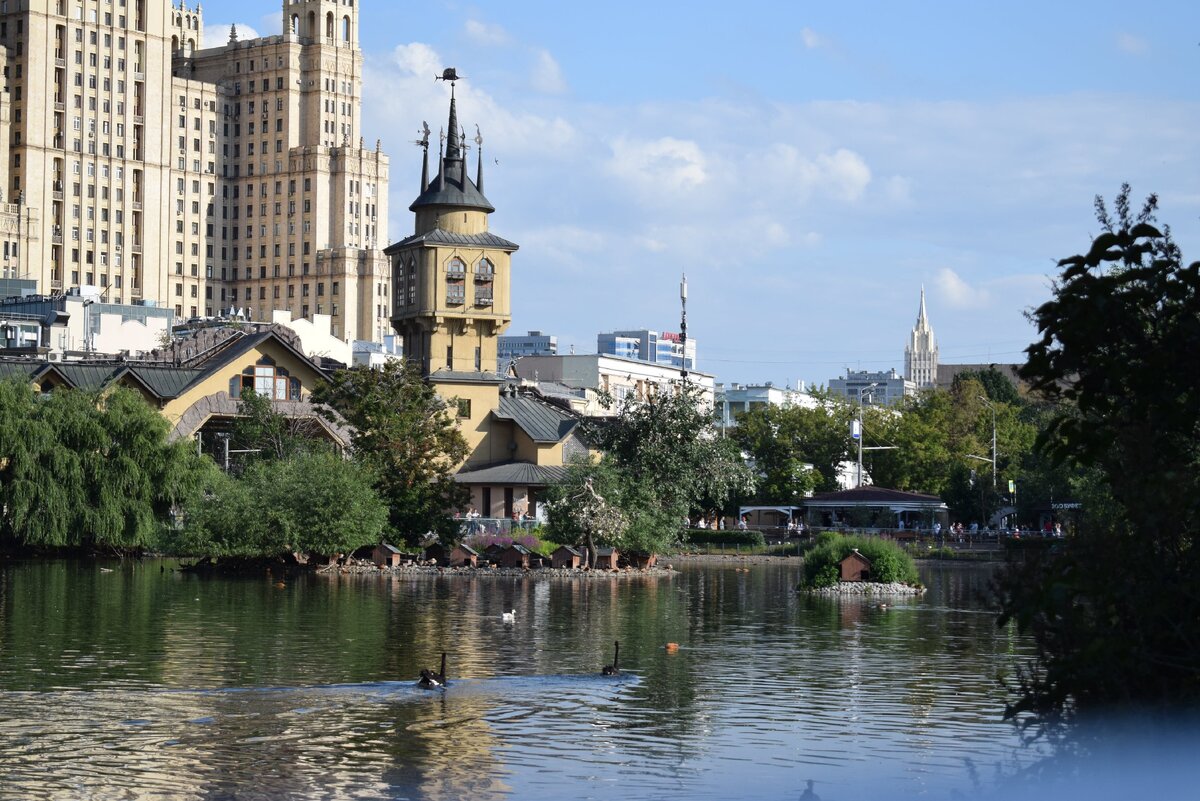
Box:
760, 144, 871, 202
202, 23, 260, 51
531, 49, 568, 95
935, 268, 990, 309
800, 27, 823, 50
1116, 33, 1148, 55
465, 19, 511, 46
607, 136, 709, 194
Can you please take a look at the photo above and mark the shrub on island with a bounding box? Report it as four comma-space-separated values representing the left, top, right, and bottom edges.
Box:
799, 532, 921, 589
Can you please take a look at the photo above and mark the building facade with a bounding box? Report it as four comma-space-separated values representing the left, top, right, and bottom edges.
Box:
904, 287, 938, 388
0, 0, 389, 343
828, 368, 914, 407
497, 329, 556, 368
512, 353, 715, 411
597, 328, 696, 371
716, 381, 818, 433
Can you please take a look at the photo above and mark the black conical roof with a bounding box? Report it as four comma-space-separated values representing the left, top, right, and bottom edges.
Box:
410, 92, 494, 213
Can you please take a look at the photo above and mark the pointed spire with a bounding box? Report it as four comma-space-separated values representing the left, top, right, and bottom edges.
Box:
917, 285, 928, 326
444, 86, 461, 162
475, 126, 485, 194
435, 128, 445, 191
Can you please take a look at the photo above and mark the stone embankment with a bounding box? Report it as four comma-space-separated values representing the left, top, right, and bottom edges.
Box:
318, 560, 675, 579
801, 582, 926, 597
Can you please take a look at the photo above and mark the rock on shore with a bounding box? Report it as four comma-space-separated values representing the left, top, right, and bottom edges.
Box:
318, 561, 675, 579
800, 581, 926, 596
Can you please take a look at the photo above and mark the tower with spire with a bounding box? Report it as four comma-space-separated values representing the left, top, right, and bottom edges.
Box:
905, 287, 939, 389
384, 72, 517, 375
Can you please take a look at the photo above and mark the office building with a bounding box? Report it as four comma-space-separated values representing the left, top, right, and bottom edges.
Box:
497, 330, 556, 367
596, 328, 696, 371
0, 0, 390, 343
828, 368, 914, 407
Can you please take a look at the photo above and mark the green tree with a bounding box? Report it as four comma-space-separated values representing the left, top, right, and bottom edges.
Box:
952, 367, 1021, 405
0, 381, 214, 552
230, 388, 328, 465
175, 449, 387, 560
586, 383, 754, 527
998, 185, 1200, 729
311, 361, 470, 545
732, 392, 855, 495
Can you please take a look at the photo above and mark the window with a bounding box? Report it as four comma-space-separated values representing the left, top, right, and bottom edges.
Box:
456, 398, 471, 419
231, 358, 301, 401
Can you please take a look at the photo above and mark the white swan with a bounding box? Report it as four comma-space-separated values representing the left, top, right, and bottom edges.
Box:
501, 609, 515, 623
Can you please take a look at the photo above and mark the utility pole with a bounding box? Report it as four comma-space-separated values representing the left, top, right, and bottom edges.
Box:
679, 272, 688, 381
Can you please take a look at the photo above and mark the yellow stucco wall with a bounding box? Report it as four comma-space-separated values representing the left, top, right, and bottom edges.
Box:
160, 340, 326, 430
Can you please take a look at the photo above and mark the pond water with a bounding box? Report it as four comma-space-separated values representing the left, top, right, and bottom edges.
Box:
0, 558, 1040, 800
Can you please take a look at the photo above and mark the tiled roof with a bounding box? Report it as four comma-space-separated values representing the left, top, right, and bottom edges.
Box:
493, 395, 578, 443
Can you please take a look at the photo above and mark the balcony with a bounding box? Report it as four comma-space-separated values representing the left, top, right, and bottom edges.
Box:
132, 201, 142, 210
54, 102, 65, 112
131, 243, 143, 254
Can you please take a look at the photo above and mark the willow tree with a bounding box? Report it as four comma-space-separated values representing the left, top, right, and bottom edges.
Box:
0, 380, 214, 552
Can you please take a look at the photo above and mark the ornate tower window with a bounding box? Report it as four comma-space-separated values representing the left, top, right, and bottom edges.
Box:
475, 257, 493, 306
446, 257, 466, 304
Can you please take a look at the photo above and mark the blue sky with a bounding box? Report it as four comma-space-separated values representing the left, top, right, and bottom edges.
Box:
199, 0, 1200, 387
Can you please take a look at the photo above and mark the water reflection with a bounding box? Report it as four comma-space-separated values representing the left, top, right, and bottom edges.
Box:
0, 559, 1039, 799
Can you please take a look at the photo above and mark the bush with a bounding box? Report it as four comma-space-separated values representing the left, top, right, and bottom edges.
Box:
683, 529, 766, 547
799, 532, 920, 589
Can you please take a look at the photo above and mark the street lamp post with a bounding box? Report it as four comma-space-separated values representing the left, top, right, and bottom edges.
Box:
980, 395, 997, 490
854, 382, 881, 488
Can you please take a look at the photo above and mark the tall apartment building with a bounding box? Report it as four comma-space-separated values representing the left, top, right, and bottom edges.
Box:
0, 0, 390, 343
597, 328, 696, 371
904, 286, 938, 389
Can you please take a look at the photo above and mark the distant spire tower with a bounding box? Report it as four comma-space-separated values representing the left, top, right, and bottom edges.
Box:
905, 286, 939, 388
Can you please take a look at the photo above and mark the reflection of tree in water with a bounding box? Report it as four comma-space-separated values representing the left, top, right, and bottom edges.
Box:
379, 691, 509, 801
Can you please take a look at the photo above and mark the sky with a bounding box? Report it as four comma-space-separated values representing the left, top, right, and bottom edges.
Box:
196, 0, 1200, 388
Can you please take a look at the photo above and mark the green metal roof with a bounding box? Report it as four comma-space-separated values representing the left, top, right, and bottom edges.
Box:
453, 461, 571, 486
385, 228, 518, 254
492, 395, 578, 444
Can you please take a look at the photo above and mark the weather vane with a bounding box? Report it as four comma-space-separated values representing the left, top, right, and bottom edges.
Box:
412, 120, 430, 149
435, 67, 463, 85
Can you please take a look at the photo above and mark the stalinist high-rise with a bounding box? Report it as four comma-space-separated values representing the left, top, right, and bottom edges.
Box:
0, 0, 390, 344
904, 286, 938, 389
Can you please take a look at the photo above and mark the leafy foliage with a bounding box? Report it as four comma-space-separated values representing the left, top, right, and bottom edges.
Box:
311, 361, 470, 545
585, 382, 755, 522
173, 449, 387, 559
0, 381, 215, 552
997, 185, 1200, 730
732, 393, 854, 496
230, 388, 328, 465
798, 532, 920, 589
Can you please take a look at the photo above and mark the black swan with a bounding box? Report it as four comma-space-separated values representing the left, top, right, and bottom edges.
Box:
602, 641, 620, 675
418, 653, 447, 688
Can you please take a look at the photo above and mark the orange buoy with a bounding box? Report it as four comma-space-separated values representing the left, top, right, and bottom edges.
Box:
665, 642, 680, 653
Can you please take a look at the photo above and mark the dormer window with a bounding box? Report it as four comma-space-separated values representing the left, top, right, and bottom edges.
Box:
446, 257, 465, 276
475, 258, 494, 279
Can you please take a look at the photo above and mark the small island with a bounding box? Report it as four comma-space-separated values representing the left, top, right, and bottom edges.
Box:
797, 532, 926, 596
